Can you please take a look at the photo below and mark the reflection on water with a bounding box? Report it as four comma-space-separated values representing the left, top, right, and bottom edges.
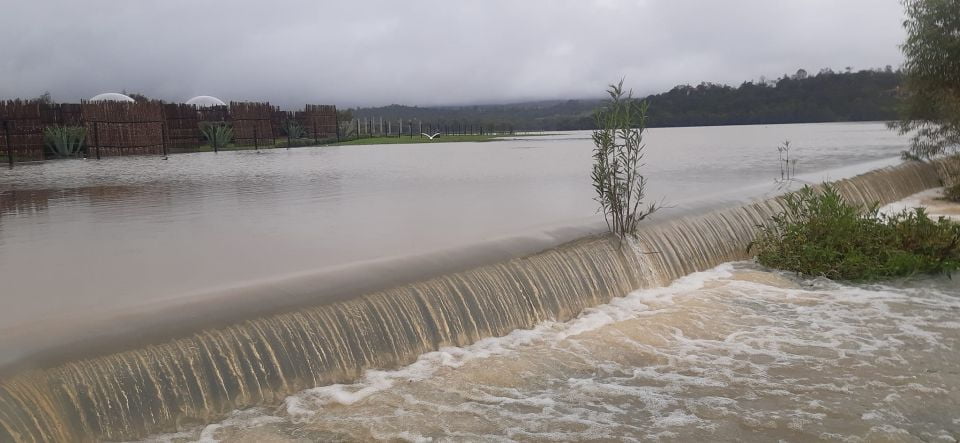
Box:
169, 263, 960, 442
0, 123, 909, 335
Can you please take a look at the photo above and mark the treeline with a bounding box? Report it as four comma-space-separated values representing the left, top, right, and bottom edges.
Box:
350, 68, 903, 131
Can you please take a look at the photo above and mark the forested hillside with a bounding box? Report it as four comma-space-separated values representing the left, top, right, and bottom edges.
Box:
350, 68, 902, 131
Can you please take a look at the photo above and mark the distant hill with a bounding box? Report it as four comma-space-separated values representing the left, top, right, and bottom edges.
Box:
350, 68, 902, 131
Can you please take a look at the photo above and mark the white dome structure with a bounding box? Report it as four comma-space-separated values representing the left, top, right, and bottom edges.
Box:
89, 92, 135, 103
185, 95, 226, 107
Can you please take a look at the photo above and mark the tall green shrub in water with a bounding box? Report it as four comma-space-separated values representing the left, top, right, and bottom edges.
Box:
200, 122, 233, 150
592, 80, 659, 240
43, 125, 86, 158
751, 184, 960, 280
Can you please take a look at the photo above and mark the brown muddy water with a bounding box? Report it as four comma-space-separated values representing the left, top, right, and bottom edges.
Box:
148, 263, 960, 442
0, 123, 910, 366
1, 122, 956, 442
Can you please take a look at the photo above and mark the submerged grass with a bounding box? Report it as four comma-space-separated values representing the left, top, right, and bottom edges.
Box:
751, 184, 960, 280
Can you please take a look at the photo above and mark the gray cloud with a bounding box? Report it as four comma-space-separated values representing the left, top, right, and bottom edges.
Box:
0, 0, 906, 107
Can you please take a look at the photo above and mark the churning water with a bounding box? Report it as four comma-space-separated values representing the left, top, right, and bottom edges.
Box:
151, 263, 960, 442
0, 122, 955, 442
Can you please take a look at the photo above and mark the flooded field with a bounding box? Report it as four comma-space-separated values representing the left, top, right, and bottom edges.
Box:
0, 123, 908, 345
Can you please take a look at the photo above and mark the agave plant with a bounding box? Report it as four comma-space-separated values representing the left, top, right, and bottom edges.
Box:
44, 125, 86, 158
200, 122, 233, 151
283, 120, 306, 139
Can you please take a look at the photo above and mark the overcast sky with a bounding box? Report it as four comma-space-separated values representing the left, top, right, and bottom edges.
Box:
0, 0, 906, 108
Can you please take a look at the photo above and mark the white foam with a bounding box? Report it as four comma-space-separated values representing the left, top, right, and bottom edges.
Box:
284, 263, 736, 416
140, 260, 960, 442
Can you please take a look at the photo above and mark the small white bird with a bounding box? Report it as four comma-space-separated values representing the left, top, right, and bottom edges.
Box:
421, 132, 441, 140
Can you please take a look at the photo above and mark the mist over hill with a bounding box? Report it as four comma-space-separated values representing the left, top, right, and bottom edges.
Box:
350, 68, 901, 131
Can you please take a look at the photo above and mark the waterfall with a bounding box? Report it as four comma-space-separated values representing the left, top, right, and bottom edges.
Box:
0, 161, 942, 442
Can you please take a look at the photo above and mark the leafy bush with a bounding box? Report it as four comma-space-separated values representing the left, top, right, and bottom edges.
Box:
750, 184, 960, 280
945, 182, 960, 202
591, 80, 659, 240
200, 122, 233, 150
43, 125, 86, 158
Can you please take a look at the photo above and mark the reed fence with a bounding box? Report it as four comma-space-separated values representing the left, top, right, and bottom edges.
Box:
296, 104, 338, 142
0, 100, 45, 163
82, 101, 165, 157
163, 103, 200, 152
229, 101, 275, 147
0, 99, 338, 163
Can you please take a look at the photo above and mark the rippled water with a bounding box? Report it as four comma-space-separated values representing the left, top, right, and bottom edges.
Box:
0, 122, 908, 341
151, 263, 960, 443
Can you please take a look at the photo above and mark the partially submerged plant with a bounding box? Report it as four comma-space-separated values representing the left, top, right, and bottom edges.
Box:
200, 122, 233, 151
750, 184, 960, 280
940, 155, 960, 202
944, 182, 960, 202
591, 79, 660, 241
776, 140, 798, 186
43, 125, 86, 158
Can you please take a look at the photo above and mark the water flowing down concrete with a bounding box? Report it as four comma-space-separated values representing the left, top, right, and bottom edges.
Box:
0, 158, 943, 442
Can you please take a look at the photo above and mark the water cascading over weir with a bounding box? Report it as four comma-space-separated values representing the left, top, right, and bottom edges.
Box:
0, 161, 944, 442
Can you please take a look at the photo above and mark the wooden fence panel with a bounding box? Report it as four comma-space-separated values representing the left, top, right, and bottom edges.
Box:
230, 101, 275, 146
164, 103, 200, 152
82, 101, 164, 156
0, 100, 45, 162
296, 104, 338, 141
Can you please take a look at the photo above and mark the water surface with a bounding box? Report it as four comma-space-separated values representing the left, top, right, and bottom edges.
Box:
147, 263, 960, 442
0, 122, 908, 350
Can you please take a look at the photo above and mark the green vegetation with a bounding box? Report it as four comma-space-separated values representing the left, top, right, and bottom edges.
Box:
591, 80, 659, 240
332, 134, 500, 146
43, 125, 86, 158
282, 120, 306, 140
889, 0, 960, 159
200, 122, 233, 151
351, 68, 902, 131
944, 182, 960, 202
751, 184, 960, 280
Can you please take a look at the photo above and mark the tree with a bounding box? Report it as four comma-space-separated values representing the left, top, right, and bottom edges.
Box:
890, 0, 960, 158
36, 91, 53, 104
120, 89, 150, 102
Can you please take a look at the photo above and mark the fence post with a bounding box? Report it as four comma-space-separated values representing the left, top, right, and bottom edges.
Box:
254, 125, 259, 151
334, 110, 340, 143
3, 120, 12, 167
314, 119, 319, 144
161, 121, 168, 157
94, 121, 101, 160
